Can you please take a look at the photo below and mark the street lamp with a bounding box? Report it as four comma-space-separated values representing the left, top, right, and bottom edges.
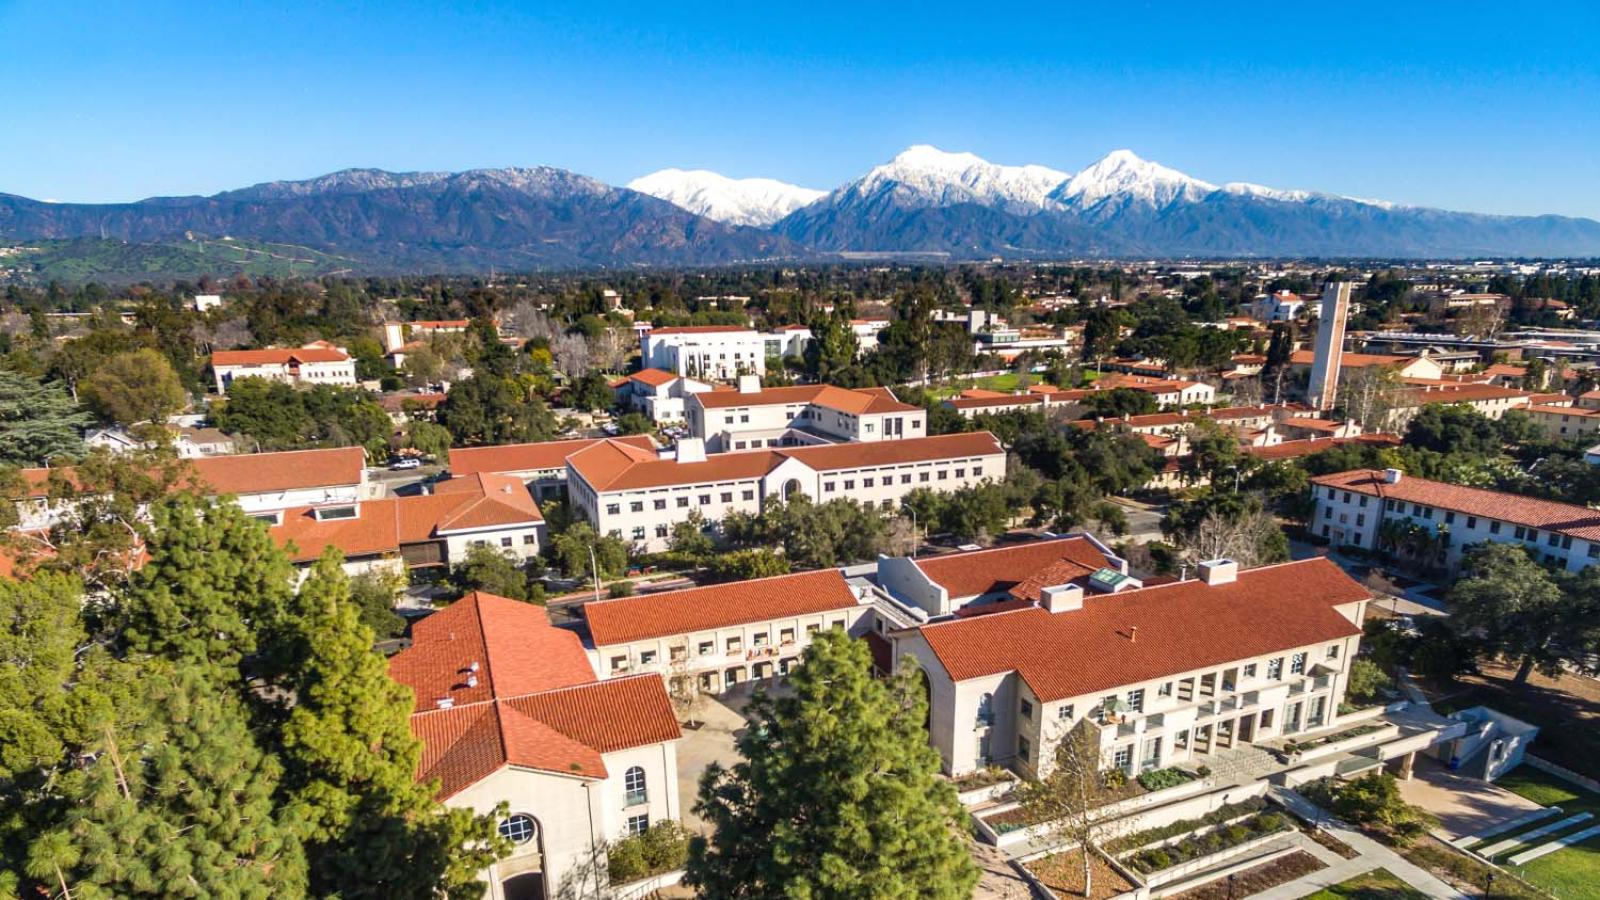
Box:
1227, 873, 1237, 900
589, 545, 602, 603
1485, 871, 1496, 899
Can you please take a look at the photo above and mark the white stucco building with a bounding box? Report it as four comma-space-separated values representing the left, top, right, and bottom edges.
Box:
639, 325, 768, 380
209, 342, 358, 394
686, 380, 927, 452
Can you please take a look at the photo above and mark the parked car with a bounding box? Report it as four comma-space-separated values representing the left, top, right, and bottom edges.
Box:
389, 458, 422, 470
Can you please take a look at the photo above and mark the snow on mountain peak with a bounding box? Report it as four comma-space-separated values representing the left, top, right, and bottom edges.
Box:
857, 145, 1070, 212
627, 168, 824, 227
1053, 150, 1216, 208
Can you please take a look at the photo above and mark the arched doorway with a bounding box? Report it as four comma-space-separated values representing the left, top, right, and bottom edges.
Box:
782, 478, 803, 500
502, 873, 545, 900
497, 813, 547, 900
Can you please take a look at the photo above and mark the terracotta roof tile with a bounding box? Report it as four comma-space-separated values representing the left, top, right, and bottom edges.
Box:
212, 347, 350, 366
1311, 469, 1600, 542
1245, 434, 1400, 461
584, 569, 861, 646
692, 383, 916, 414
448, 435, 656, 477
190, 447, 366, 495
646, 325, 753, 335
627, 368, 680, 387
918, 558, 1366, 702
911, 537, 1117, 601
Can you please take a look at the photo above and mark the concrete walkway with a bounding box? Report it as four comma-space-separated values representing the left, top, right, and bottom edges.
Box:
1262, 787, 1470, 899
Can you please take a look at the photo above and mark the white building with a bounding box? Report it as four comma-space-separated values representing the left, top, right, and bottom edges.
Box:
193, 293, 224, 313
1251, 290, 1307, 323
609, 369, 715, 424
584, 569, 875, 694
390, 592, 682, 900
893, 557, 1373, 778
1311, 468, 1600, 572
686, 380, 927, 452
565, 432, 1007, 552
209, 343, 358, 394
639, 325, 768, 380
449, 435, 658, 500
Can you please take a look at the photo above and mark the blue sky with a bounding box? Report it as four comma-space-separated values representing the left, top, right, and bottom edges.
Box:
3, 0, 1598, 217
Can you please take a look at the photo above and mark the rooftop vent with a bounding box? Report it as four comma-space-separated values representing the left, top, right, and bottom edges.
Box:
435, 696, 454, 709
1088, 568, 1140, 593
1383, 468, 1403, 484
1198, 558, 1238, 586
1041, 583, 1084, 614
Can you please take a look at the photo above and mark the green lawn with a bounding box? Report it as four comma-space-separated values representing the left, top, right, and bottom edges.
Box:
1304, 867, 1428, 899
1497, 767, 1600, 898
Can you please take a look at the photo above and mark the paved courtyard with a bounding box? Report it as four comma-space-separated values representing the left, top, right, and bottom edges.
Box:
1397, 757, 1541, 841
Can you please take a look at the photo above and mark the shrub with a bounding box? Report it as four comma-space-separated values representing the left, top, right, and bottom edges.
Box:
1345, 657, 1394, 706
607, 837, 648, 883
1136, 767, 1195, 791
607, 580, 635, 598
1102, 767, 1129, 790
607, 822, 690, 884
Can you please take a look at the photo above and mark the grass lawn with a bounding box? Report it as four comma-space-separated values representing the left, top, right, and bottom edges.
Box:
1496, 767, 1600, 898
1304, 868, 1428, 899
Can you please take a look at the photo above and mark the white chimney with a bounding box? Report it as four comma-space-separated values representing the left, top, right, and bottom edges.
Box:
737, 373, 761, 394
675, 437, 707, 464
1383, 468, 1403, 484
1041, 584, 1084, 614
1198, 558, 1238, 586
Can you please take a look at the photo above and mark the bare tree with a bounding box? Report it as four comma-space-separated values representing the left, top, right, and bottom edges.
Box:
552, 333, 591, 380
666, 650, 706, 728
1015, 719, 1129, 899
588, 327, 632, 374
1337, 367, 1405, 432
502, 301, 559, 343
1174, 507, 1282, 567
1228, 376, 1263, 407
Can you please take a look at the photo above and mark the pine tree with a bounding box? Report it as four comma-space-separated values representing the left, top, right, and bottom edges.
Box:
120, 495, 295, 684
30, 662, 307, 899
686, 630, 977, 899
276, 549, 507, 899
0, 370, 90, 467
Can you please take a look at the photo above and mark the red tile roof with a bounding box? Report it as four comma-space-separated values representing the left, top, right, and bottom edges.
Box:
627, 368, 680, 387
448, 435, 656, 477
944, 394, 1047, 411
646, 325, 753, 335
1245, 434, 1400, 461
212, 347, 350, 366
190, 447, 367, 495
917, 558, 1366, 702
1395, 383, 1529, 406
391, 592, 680, 797
911, 536, 1117, 601
1289, 350, 1410, 368
779, 431, 1004, 472
1311, 469, 1600, 542
693, 383, 917, 415
1527, 404, 1600, 418
584, 569, 862, 646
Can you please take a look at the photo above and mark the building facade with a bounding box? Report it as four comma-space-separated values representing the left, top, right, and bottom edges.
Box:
639, 325, 768, 379
687, 381, 927, 452
210, 343, 358, 394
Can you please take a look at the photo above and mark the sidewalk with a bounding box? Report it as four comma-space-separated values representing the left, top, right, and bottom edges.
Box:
1263, 787, 1469, 899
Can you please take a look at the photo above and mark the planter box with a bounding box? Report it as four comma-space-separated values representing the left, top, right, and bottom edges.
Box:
1291, 723, 1400, 765
1140, 829, 1291, 888
958, 778, 1018, 808
611, 868, 685, 900
1013, 843, 1150, 900
1149, 845, 1301, 899
976, 777, 1220, 850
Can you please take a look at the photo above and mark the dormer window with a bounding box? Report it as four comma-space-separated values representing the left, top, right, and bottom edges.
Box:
251, 511, 284, 526
314, 504, 358, 521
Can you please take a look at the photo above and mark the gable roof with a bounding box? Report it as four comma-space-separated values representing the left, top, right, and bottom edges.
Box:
692, 383, 917, 414
190, 447, 367, 495
448, 435, 656, 477
1311, 469, 1600, 542
390, 592, 680, 797
917, 558, 1366, 702
212, 347, 350, 366
627, 368, 680, 387
910, 536, 1117, 601
584, 569, 861, 646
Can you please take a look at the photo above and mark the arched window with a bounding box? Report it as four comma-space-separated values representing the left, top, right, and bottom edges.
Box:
976, 692, 995, 726
499, 813, 538, 845
624, 766, 648, 806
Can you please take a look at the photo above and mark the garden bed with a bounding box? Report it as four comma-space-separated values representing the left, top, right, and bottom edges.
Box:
952, 766, 1015, 791
1104, 797, 1269, 855
983, 780, 1148, 834
1023, 847, 1139, 900
1163, 850, 1326, 900
1304, 867, 1427, 899
1124, 812, 1290, 876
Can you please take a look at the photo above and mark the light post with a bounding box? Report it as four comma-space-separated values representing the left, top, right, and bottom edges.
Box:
1485, 871, 1496, 899
589, 545, 602, 603
906, 505, 919, 558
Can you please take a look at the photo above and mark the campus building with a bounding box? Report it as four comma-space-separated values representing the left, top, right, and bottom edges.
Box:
449, 435, 658, 500
390, 592, 682, 900
565, 432, 1006, 552
209, 342, 358, 394
638, 325, 769, 379
685, 380, 927, 452
892, 557, 1372, 779
1310, 468, 1600, 572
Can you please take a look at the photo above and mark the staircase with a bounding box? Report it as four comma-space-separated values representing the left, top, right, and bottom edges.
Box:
1198, 745, 1280, 784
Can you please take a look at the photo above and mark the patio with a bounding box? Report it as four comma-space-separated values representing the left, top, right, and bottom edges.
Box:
1396, 756, 1542, 841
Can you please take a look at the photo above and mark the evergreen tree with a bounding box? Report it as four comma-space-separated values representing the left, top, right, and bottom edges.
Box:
29, 663, 308, 899
276, 550, 507, 898
120, 495, 296, 685
0, 370, 90, 466
687, 631, 977, 899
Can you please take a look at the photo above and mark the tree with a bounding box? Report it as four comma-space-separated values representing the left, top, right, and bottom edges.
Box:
348, 569, 407, 640
452, 543, 530, 601
1016, 718, 1130, 899
1162, 491, 1288, 568
668, 510, 716, 559
1404, 404, 1503, 456
1344, 658, 1394, 707
687, 632, 977, 898
439, 374, 558, 446
406, 420, 452, 461
275, 550, 508, 898
550, 521, 630, 580
1081, 388, 1158, 420
0, 370, 89, 466
1337, 366, 1404, 431
1448, 544, 1572, 685
706, 549, 791, 583
31, 663, 309, 899
79, 348, 188, 431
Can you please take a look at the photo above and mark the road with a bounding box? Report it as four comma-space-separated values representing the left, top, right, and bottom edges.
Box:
1108, 496, 1166, 544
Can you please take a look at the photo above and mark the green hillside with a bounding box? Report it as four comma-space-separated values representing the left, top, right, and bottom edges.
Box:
0, 237, 358, 283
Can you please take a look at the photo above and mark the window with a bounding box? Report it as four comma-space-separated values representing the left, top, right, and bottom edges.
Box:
639, 650, 657, 665
1514, 525, 1526, 540
1489, 520, 1501, 534
624, 766, 648, 805
670, 645, 687, 661
863, 477, 875, 488
610, 655, 628, 673
1058, 704, 1074, 720
1467, 516, 1478, 529
1242, 663, 1257, 678
1267, 658, 1283, 679
976, 693, 994, 726
1019, 698, 1033, 720
937, 470, 948, 480
956, 468, 966, 478
625, 814, 649, 836
606, 504, 620, 515
677, 496, 690, 508
1290, 652, 1307, 675
1112, 745, 1133, 772
698, 494, 711, 505
698, 640, 714, 655
1260, 709, 1274, 728
844, 480, 854, 490
805, 623, 821, 634
501, 537, 513, 547
654, 499, 666, 510
655, 524, 669, 538
726, 636, 742, 653
752, 632, 769, 647
831, 618, 845, 629
1017, 735, 1031, 763
1445, 511, 1456, 525
919, 472, 930, 482
499, 814, 537, 844
901, 474, 912, 484
1326, 645, 1340, 659
632, 526, 646, 541
780, 627, 795, 644
824, 482, 836, 493
1127, 689, 1145, 713
1158, 682, 1173, 697
523, 534, 537, 545
742, 490, 755, 501
630, 501, 643, 513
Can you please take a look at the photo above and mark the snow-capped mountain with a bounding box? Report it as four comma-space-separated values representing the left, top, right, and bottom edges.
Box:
627, 169, 824, 227
1050, 149, 1214, 210
842, 145, 1070, 213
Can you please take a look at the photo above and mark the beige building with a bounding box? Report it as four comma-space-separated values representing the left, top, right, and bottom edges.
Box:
686, 380, 927, 452
583, 569, 874, 693
893, 558, 1370, 778
390, 593, 682, 900
209, 342, 358, 394
565, 432, 1007, 552
1524, 403, 1600, 441
449, 435, 658, 500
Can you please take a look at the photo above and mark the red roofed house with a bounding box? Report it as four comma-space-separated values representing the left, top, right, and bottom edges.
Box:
390, 592, 681, 900
687, 377, 927, 452
609, 368, 715, 424
893, 557, 1382, 779
875, 535, 1123, 619
1311, 468, 1600, 572
566, 432, 1006, 552
450, 435, 658, 500
210, 342, 357, 394
583, 568, 873, 693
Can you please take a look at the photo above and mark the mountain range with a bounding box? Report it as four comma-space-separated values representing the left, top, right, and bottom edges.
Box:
4, 146, 1599, 278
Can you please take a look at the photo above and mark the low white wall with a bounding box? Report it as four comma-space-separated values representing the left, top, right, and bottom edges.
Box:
611, 868, 684, 899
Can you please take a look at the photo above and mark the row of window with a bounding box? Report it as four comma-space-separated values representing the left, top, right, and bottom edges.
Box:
608, 621, 846, 672
470, 534, 538, 550
823, 466, 983, 494
608, 489, 757, 517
